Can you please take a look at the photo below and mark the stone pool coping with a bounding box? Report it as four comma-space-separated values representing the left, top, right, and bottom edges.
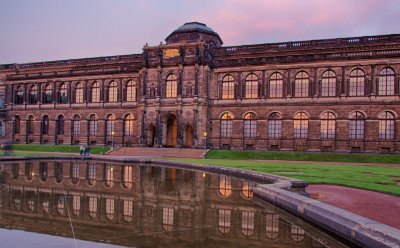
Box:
1, 155, 399, 248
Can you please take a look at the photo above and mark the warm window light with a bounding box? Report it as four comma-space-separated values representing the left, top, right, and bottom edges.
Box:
111, 131, 115, 135
203, 131, 207, 137
202, 172, 206, 178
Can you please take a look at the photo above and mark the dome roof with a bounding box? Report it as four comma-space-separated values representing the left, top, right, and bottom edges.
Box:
175, 22, 216, 33
165, 22, 223, 47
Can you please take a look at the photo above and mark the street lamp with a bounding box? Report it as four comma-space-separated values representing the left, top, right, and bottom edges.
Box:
203, 131, 207, 152
111, 131, 115, 148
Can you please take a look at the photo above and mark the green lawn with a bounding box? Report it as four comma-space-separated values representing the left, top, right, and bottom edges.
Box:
165, 158, 400, 196
1, 144, 110, 155
0, 151, 70, 156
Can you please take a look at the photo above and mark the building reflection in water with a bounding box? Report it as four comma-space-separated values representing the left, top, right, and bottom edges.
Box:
0, 160, 346, 248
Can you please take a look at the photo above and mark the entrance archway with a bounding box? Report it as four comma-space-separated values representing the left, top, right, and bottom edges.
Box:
166, 115, 177, 147
185, 125, 193, 148
147, 125, 155, 147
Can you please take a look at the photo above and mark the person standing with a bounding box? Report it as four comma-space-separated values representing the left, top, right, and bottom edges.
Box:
80, 144, 84, 155
85, 145, 89, 156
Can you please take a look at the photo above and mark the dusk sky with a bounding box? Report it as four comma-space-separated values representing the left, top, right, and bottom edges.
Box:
0, 0, 399, 64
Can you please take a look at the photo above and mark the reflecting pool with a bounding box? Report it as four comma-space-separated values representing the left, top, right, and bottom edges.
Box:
0, 160, 350, 248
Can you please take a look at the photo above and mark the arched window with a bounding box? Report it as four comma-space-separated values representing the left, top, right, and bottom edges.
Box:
123, 165, 133, 189
89, 115, 97, 136
241, 211, 254, 236
88, 197, 97, 218
123, 200, 133, 222
321, 112, 336, 139
269, 72, 283, 98
295, 71, 309, 97
124, 114, 134, 136
268, 112, 282, 138
126, 80, 136, 102
70, 163, 79, 184
349, 111, 365, 140
42, 115, 49, 135
57, 198, 65, 216
57, 115, 64, 135
104, 165, 113, 187
25, 163, 33, 180
29, 85, 38, 104
39, 162, 48, 181
266, 213, 280, 239
293, 112, 309, 139
378, 111, 395, 140
72, 195, 80, 216
378, 68, 395, 96
291, 225, 305, 242
14, 115, 20, 134
166, 74, 177, 98
219, 176, 231, 197
91, 82, 101, 103
15, 86, 24, 105
220, 112, 233, 138
321, 70, 336, 97
75, 82, 84, 103
244, 112, 257, 138
222, 75, 235, 99
218, 209, 231, 233
54, 163, 63, 183
108, 81, 118, 102
241, 181, 254, 198
27, 115, 35, 134
106, 114, 115, 136
43, 84, 52, 104
105, 198, 115, 220
72, 115, 80, 135
162, 207, 174, 231
245, 74, 258, 99
87, 163, 96, 185
349, 69, 365, 96
58, 83, 68, 104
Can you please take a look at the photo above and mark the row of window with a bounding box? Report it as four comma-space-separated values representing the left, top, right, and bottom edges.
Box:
221, 67, 397, 99
13, 114, 135, 136
220, 111, 396, 140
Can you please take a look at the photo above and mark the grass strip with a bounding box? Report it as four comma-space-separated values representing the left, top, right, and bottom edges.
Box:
1, 144, 110, 154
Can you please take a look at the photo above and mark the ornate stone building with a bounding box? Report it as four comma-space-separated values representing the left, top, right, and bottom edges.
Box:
0, 22, 400, 153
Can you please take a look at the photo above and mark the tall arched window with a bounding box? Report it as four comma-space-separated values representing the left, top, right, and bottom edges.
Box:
349, 111, 365, 140
42, 115, 49, 134
58, 83, 68, 104
124, 114, 134, 136
27, 115, 35, 134
70, 163, 79, 184
108, 81, 118, 102
295, 71, 309, 97
378, 68, 395, 96
266, 213, 280, 239
87, 163, 96, 185
321, 70, 336, 97
241, 181, 254, 198
126, 80, 136, 102
378, 111, 395, 140
268, 112, 282, 138
245, 74, 258, 98
72, 115, 80, 135
57, 115, 64, 135
166, 74, 177, 98
14, 115, 20, 134
321, 112, 336, 139
244, 112, 257, 138
293, 112, 309, 138
218, 209, 231, 233
88, 197, 97, 218
269, 72, 283, 98
162, 207, 174, 231
15, 86, 24, 105
104, 165, 114, 187
241, 211, 255, 236
29, 85, 38, 104
105, 198, 115, 220
91, 82, 100, 103
123, 165, 133, 189
106, 114, 115, 136
222, 75, 235, 99
349, 69, 365, 96
219, 176, 231, 196
291, 225, 305, 242
89, 115, 97, 135
123, 200, 133, 222
43, 84, 52, 104
75, 82, 84, 103
220, 112, 233, 137
72, 195, 80, 216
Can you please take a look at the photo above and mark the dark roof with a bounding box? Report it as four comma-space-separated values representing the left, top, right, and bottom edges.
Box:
165, 22, 223, 45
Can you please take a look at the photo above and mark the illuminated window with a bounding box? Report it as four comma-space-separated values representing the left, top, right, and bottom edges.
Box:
89, 114, 97, 135
123, 200, 133, 222
222, 75, 235, 99
242, 211, 254, 236
321, 70, 336, 97
123, 166, 133, 189
295, 71, 309, 97
241, 181, 254, 198
220, 112, 233, 137
108, 81, 118, 102
105, 165, 114, 187
72, 115, 80, 135
269, 73, 283, 98
219, 176, 231, 196
106, 114, 115, 136
378, 111, 395, 140
75, 82, 84, 103
162, 207, 174, 231
321, 112, 336, 139
58, 83, 68, 103
124, 114, 134, 136
29, 85, 38, 104
27, 115, 35, 134
291, 225, 305, 242
14, 115, 20, 134
56, 115, 64, 135
266, 213, 279, 239
88, 197, 97, 218
245, 74, 258, 98
294, 112, 309, 139
43, 84, 52, 104
42, 115, 49, 135
378, 68, 395, 96
71, 163, 79, 184
126, 80, 137, 102
105, 198, 115, 220
349, 69, 365, 96
91, 82, 100, 102
218, 209, 231, 233
349, 111, 365, 140
166, 74, 177, 98
268, 112, 282, 138
15, 86, 24, 104
73, 195, 80, 216
87, 163, 96, 185
244, 112, 257, 138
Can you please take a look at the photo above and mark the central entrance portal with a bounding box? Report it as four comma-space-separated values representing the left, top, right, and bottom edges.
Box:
166, 115, 177, 147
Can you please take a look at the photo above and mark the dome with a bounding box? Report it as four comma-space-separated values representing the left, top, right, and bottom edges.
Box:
165, 22, 223, 47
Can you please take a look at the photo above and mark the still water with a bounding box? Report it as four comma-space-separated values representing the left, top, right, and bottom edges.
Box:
0, 160, 350, 248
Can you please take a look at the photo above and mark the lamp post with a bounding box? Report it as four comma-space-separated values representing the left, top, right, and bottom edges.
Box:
111, 131, 115, 148
203, 131, 207, 152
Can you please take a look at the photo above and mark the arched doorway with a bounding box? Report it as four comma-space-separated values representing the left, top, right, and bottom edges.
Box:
185, 125, 193, 148
166, 115, 177, 147
147, 124, 155, 147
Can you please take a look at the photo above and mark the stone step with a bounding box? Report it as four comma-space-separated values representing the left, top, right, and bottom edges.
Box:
107, 147, 206, 159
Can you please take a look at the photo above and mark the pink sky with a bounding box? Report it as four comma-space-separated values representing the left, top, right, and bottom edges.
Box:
0, 0, 398, 64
